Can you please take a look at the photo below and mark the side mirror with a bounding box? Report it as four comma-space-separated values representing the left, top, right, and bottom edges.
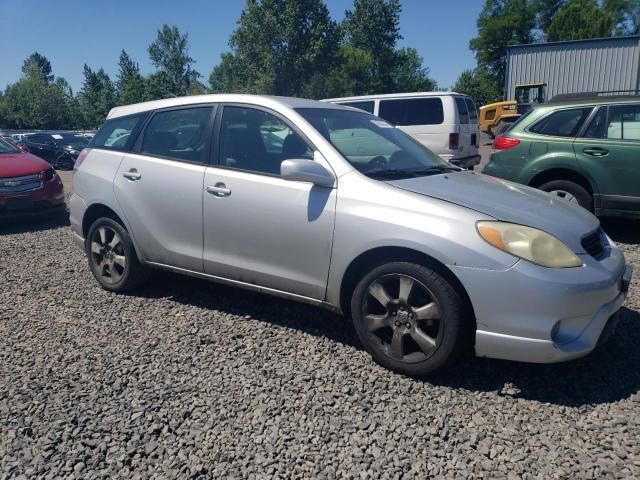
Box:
281, 159, 335, 188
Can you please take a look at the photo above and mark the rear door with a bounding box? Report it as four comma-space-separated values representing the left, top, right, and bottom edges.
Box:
377, 97, 446, 155
574, 104, 640, 212
114, 105, 215, 271
454, 96, 473, 160
465, 97, 480, 152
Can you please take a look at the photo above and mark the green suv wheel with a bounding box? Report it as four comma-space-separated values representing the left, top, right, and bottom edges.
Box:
539, 180, 592, 211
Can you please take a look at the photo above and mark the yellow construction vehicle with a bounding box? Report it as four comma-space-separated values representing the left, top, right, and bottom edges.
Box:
479, 83, 547, 137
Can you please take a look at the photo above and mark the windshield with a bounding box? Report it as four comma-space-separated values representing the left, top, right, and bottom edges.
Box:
295, 108, 450, 177
0, 137, 19, 154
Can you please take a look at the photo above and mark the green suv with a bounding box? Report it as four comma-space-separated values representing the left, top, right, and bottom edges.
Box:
484, 96, 640, 218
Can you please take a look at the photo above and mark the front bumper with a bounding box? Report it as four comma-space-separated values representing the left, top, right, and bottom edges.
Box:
451, 245, 633, 364
0, 179, 64, 218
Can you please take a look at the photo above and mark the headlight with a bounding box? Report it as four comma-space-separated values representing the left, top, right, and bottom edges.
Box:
477, 221, 582, 268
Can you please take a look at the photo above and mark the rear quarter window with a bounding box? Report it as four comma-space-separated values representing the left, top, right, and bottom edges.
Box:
465, 98, 478, 122
90, 113, 146, 151
528, 108, 593, 137
455, 97, 470, 124
378, 98, 444, 126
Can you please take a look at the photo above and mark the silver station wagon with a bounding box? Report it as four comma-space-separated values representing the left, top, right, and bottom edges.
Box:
70, 94, 633, 377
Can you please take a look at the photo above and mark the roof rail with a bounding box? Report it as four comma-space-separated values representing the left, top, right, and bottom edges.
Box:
549, 90, 640, 103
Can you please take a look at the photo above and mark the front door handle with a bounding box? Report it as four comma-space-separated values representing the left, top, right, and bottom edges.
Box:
206, 183, 231, 197
122, 169, 142, 181
583, 147, 608, 157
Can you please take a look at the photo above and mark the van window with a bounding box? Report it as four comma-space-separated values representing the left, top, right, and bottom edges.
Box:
91, 113, 146, 151
529, 108, 593, 137
378, 98, 444, 126
465, 98, 478, 122
141, 107, 212, 163
455, 97, 470, 124
338, 101, 375, 114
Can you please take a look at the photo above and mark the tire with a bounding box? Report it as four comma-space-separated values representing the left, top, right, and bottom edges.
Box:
350, 262, 468, 377
538, 179, 592, 211
86, 216, 149, 292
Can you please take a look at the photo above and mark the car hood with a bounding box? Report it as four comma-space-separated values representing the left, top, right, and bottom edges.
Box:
387, 171, 599, 253
0, 152, 51, 177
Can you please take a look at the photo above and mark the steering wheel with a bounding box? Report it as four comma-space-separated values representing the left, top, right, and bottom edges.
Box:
364, 155, 388, 172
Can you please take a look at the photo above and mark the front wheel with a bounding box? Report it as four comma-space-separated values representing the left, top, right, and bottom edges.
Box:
86, 217, 149, 292
351, 262, 468, 377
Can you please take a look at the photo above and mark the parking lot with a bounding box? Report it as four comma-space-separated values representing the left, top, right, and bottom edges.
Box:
1, 170, 639, 478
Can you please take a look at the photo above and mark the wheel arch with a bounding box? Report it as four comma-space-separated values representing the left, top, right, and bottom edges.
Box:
339, 246, 476, 329
528, 168, 597, 195
82, 203, 144, 261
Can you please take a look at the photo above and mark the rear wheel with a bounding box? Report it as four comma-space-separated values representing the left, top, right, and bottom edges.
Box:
538, 179, 592, 211
86, 217, 149, 292
351, 262, 468, 377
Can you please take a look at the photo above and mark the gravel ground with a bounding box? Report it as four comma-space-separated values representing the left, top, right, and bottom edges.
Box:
1, 199, 639, 479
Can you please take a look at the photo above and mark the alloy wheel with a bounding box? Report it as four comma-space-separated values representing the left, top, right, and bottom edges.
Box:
89, 225, 127, 284
549, 189, 578, 203
362, 274, 443, 363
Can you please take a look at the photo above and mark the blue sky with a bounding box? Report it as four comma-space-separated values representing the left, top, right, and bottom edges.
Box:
0, 0, 482, 93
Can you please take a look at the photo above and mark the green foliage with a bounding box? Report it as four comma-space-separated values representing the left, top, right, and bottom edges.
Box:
452, 66, 502, 106
21, 52, 54, 85
116, 50, 147, 106
148, 24, 201, 97
210, 0, 436, 98
546, 0, 614, 41
77, 65, 116, 128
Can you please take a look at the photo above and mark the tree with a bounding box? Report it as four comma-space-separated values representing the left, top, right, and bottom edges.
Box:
116, 50, 147, 105
604, 0, 640, 34
211, 0, 339, 96
546, 0, 614, 41
453, 66, 501, 106
343, 0, 402, 93
77, 65, 116, 128
148, 24, 200, 97
469, 0, 536, 97
532, 0, 567, 34
391, 48, 437, 92
21, 52, 54, 85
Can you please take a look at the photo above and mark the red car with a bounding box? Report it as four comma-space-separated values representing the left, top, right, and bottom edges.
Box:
0, 137, 64, 217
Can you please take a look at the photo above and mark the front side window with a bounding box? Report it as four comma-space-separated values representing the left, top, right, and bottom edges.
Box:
338, 101, 375, 114
92, 114, 146, 151
378, 98, 444, 126
607, 105, 640, 141
142, 107, 212, 162
220, 106, 313, 175
296, 108, 448, 177
529, 108, 593, 137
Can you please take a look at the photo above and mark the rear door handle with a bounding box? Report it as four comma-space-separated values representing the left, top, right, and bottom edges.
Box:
583, 147, 608, 157
206, 183, 231, 197
122, 169, 142, 181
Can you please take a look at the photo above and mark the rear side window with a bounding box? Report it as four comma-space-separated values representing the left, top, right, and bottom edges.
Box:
338, 101, 374, 114
529, 108, 593, 137
141, 107, 213, 163
465, 98, 478, 122
608, 105, 640, 140
455, 97, 469, 124
91, 114, 145, 151
378, 98, 444, 126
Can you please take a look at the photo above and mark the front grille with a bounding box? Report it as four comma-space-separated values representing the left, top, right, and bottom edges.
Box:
581, 228, 605, 258
0, 173, 42, 193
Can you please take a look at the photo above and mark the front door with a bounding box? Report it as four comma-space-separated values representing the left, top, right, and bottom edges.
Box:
114, 105, 215, 271
574, 104, 640, 212
203, 105, 336, 300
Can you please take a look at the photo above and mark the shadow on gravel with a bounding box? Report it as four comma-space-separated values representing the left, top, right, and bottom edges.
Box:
601, 218, 640, 244
428, 306, 640, 407
136, 271, 639, 407
0, 210, 69, 235
134, 270, 362, 350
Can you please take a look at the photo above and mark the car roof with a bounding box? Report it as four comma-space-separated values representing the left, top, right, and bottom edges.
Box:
322, 91, 468, 102
544, 96, 640, 108
107, 94, 349, 120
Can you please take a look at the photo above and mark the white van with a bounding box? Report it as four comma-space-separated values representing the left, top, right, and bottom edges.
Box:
322, 92, 480, 168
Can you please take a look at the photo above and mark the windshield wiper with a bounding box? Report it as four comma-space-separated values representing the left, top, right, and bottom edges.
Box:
365, 168, 417, 179
407, 165, 463, 176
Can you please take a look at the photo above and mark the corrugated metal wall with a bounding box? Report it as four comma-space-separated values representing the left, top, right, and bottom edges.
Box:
505, 37, 640, 100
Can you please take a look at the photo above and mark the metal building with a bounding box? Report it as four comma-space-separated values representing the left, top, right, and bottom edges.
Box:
504, 36, 640, 100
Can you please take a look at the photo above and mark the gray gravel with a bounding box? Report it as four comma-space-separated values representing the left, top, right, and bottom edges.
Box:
1, 208, 639, 479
